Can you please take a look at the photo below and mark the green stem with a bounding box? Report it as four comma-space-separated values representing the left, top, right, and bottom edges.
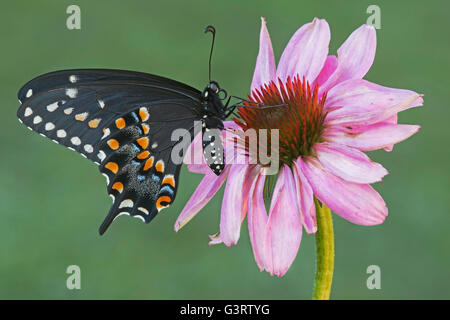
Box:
312, 198, 334, 300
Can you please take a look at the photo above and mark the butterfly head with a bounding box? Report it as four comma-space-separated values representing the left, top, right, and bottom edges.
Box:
202, 81, 220, 98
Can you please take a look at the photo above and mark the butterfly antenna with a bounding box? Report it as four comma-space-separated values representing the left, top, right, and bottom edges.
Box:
204, 25, 216, 82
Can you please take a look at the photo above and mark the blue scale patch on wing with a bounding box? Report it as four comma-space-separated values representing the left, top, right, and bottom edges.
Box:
97, 108, 191, 234
17, 69, 202, 234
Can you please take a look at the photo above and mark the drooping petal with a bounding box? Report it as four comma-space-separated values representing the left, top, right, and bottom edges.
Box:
184, 127, 208, 173
247, 169, 268, 271
264, 165, 302, 277
276, 18, 330, 84
300, 157, 387, 225
320, 24, 376, 92
323, 123, 421, 152
251, 17, 276, 92
314, 142, 388, 184
325, 79, 423, 126
174, 167, 230, 231
380, 115, 398, 151
293, 158, 317, 233
213, 165, 250, 246
314, 55, 337, 86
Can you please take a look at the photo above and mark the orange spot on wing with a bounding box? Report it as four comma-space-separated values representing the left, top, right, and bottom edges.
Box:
107, 139, 119, 150
155, 160, 164, 173
136, 137, 149, 149
88, 118, 101, 128
141, 123, 150, 134
137, 151, 150, 159
112, 182, 124, 193
115, 118, 126, 129
162, 176, 175, 188
156, 196, 172, 211
75, 112, 88, 121
105, 162, 118, 174
139, 107, 149, 121
143, 156, 154, 171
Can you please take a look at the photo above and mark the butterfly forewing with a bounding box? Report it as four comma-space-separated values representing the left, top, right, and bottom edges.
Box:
17, 69, 203, 233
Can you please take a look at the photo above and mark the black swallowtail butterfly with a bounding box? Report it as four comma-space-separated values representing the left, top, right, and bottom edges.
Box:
16, 26, 279, 234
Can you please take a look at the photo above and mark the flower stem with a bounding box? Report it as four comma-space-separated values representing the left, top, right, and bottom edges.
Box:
312, 198, 334, 300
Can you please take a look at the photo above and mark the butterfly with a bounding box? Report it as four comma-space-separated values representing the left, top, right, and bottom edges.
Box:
16, 26, 281, 234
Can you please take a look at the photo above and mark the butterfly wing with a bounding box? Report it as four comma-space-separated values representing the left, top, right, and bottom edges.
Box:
18, 69, 200, 104
17, 69, 202, 234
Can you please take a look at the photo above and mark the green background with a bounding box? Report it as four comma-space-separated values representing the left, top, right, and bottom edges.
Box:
0, 0, 448, 299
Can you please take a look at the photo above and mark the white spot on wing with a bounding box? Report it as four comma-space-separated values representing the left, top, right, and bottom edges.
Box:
45, 122, 55, 131
119, 199, 134, 208
46, 102, 59, 112
56, 129, 67, 138
97, 150, 106, 162
69, 75, 78, 83
71, 137, 81, 145
24, 107, 33, 117
133, 215, 145, 222
84, 144, 94, 153
98, 100, 105, 108
64, 107, 74, 115
113, 212, 130, 221
151, 142, 158, 149
103, 173, 110, 186
66, 88, 78, 98
26, 89, 33, 98
33, 116, 42, 124
101, 128, 110, 139
138, 207, 149, 215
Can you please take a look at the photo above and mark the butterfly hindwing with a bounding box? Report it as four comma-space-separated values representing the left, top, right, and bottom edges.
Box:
97, 108, 193, 233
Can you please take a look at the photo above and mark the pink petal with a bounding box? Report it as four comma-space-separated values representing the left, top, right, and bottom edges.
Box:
276, 18, 330, 84
184, 129, 208, 173
293, 158, 317, 234
247, 170, 268, 271
264, 165, 302, 277
217, 165, 251, 246
380, 115, 398, 151
325, 79, 423, 126
320, 24, 376, 92
323, 123, 421, 152
174, 168, 230, 231
251, 17, 276, 92
314, 55, 337, 86
314, 142, 388, 184
300, 157, 387, 226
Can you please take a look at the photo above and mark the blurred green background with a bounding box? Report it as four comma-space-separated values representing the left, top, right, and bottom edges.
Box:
0, 0, 448, 299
